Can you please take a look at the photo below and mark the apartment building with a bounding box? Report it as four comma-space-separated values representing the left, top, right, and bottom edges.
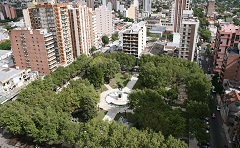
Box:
126, 4, 137, 22
24, 2, 73, 66
207, 0, 214, 17
221, 46, 240, 81
0, 4, 17, 20
122, 22, 146, 58
53, 3, 73, 66
143, 0, 151, 14
213, 24, 240, 73
10, 28, 57, 75
87, 0, 94, 9
95, 5, 113, 36
69, 4, 97, 57
178, 18, 199, 61
173, 0, 191, 33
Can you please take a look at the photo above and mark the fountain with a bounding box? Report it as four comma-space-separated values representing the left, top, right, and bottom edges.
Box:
106, 90, 129, 106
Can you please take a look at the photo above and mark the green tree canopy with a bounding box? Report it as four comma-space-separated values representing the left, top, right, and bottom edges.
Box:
201, 29, 211, 41
101, 35, 109, 46
111, 33, 119, 42
0, 40, 11, 50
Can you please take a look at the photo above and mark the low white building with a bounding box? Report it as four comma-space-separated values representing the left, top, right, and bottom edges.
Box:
122, 21, 146, 58
0, 50, 37, 104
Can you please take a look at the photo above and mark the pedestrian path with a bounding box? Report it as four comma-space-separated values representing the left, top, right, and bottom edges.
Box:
104, 84, 113, 90
99, 75, 138, 121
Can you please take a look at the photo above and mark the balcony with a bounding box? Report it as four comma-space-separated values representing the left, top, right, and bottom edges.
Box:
47, 52, 55, 58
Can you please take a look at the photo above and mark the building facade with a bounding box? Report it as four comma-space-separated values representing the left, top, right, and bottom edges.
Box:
24, 2, 74, 66
53, 3, 73, 66
0, 4, 17, 20
126, 4, 136, 22
143, 0, 151, 14
69, 4, 97, 58
95, 5, 113, 36
213, 24, 240, 73
86, 0, 94, 10
178, 18, 199, 61
10, 29, 57, 75
173, 0, 191, 33
221, 47, 240, 81
207, 0, 214, 17
122, 22, 146, 58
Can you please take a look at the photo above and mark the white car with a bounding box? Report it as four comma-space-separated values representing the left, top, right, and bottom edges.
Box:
216, 106, 220, 111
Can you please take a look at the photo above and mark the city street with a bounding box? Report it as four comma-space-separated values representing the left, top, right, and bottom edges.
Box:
210, 93, 228, 148
199, 44, 228, 148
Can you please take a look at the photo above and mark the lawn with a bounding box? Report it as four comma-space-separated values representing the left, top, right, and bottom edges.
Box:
114, 112, 136, 124
95, 109, 108, 120
109, 73, 131, 88
96, 85, 108, 93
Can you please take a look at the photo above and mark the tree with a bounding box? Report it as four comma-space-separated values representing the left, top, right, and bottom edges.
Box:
128, 89, 186, 137
0, 40, 11, 50
187, 100, 210, 119
101, 35, 109, 46
87, 65, 104, 88
90, 46, 97, 53
111, 33, 119, 42
186, 73, 211, 102
201, 29, 211, 42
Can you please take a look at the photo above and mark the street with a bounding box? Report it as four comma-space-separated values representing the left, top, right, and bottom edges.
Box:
199, 43, 228, 148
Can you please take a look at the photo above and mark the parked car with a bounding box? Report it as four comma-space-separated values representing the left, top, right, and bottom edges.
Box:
212, 113, 216, 119
216, 106, 220, 111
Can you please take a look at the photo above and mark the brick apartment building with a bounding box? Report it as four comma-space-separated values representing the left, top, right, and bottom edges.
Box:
213, 24, 240, 74
221, 46, 240, 81
10, 28, 57, 75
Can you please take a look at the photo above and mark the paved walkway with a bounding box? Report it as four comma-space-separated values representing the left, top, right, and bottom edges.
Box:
99, 75, 138, 121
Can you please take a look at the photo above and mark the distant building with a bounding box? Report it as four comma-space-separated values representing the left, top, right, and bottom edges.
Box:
122, 21, 146, 58
0, 4, 17, 20
86, 0, 94, 10
143, 0, 151, 14
126, 4, 137, 22
95, 5, 113, 36
173, 0, 191, 33
10, 28, 57, 75
213, 24, 240, 73
207, 0, 215, 17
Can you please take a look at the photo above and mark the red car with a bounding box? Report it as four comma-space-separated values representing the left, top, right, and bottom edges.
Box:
212, 113, 216, 119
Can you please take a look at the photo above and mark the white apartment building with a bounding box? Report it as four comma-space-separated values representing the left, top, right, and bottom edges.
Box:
178, 18, 199, 61
122, 21, 146, 58
69, 4, 97, 58
95, 5, 113, 36
143, 0, 151, 14
0, 50, 37, 104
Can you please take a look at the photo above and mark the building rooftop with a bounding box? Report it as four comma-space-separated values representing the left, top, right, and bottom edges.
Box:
0, 50, 24, 84
219, 24, 240, 33
124, 21, 146, 34
150, 25, 166, 33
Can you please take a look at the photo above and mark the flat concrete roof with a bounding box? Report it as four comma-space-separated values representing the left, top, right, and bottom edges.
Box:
0, 68, 24, 83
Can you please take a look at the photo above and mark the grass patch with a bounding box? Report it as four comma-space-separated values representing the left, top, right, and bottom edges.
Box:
132, 80, 143, 90
96, 85, 108, 93
114, 112, 136, 123
95, 109, 108, 120
109, 73, 131, 88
